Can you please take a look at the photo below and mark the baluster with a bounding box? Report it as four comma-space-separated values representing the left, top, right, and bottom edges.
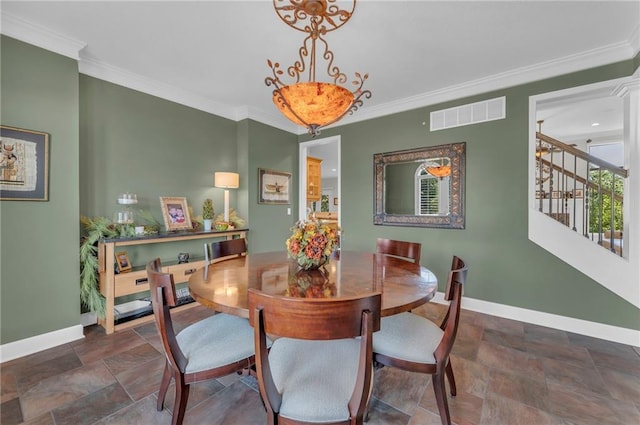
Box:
548, 150, 554, 219
537, 136, 544, 212
584, 161, 590, 238
572, 155, 577, 232
597, 168, 603, 245
561, 151, 566, 225
609, 177, 615, 253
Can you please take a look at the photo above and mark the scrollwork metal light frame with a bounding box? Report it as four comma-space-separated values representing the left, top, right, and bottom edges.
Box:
265, 0, 371, 136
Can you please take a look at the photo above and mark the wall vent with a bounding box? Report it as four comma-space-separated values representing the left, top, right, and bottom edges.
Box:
430, 96, 506, 131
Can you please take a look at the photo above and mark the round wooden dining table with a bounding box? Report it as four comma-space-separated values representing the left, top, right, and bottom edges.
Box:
188, 250, 438, 318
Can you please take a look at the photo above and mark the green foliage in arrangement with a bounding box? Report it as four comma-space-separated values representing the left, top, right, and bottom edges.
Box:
202, 198, 214, 220
80, 216, 119, 318
80, 210, 163, 318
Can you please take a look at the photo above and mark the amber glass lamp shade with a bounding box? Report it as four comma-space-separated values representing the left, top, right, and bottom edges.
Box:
273, 82, 355, 127
426, 166, 451, 179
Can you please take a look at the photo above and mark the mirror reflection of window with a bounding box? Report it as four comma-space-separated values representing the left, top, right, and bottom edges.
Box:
416, 164, 450, 216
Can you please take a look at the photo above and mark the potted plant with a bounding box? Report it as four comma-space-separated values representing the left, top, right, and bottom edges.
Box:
202, 198, 214, 231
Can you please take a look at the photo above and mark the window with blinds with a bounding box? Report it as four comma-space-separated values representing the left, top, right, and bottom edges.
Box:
418, 175, 439, 215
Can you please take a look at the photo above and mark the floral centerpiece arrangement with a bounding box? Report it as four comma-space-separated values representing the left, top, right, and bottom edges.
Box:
285, 218, 339, 270
286, 269, 337, 298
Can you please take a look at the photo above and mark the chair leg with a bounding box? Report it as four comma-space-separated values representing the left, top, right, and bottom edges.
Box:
363, 364, 375, 422
171, 375, 190, 425
445, 360, 457, 396
432, 372, 451, 425
157, 361, 172, 411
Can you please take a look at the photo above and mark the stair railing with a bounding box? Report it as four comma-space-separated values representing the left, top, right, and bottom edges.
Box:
536, 132, 627, 256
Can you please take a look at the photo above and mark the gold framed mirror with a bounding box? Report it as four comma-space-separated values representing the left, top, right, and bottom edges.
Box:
374, 142, 465, 228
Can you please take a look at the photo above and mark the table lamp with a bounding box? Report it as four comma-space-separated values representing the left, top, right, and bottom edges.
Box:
214, 172, 239, 223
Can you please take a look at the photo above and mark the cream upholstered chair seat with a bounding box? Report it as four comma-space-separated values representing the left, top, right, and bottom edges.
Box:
177, 313, 256, 373
371, 256, 467, 425
249, 289, 381, 425
269, 338, 361, 423
373, 312, 444, 364
146, 258, 270, 425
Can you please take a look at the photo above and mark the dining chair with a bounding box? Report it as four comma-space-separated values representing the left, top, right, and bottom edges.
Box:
248, 289, 382, 425
372, 256, 468, 425
375, 238, 422, 264
146, 258, 256, 425
205, 237, 247, 264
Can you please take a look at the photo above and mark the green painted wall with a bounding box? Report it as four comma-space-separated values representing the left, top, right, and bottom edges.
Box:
79, 75, 238, 222
1, 36, 80, 344
310, 60, 640, 331
245, 120, 299, 253
79, 75, 245, 270
2, 36, 637, 347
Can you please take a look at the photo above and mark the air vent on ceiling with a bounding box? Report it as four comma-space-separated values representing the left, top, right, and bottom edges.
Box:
430, 96, 506, 131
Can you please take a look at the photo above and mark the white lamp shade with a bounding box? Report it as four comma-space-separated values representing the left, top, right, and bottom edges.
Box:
214, 172, 239, 189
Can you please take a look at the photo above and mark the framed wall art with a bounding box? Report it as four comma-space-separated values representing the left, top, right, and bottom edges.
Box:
1, 125, 50, 201
258, 168, 291, 205
160, 196, 193, 231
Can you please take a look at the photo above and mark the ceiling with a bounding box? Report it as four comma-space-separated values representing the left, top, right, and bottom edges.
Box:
2, 0, 639, 140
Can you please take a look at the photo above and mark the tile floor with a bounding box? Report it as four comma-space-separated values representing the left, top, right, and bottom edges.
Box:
2, 303, 639, 425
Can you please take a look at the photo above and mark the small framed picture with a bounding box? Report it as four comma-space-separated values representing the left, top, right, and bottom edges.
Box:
258, 168, 291, 205
574, 189, 584, 199
115, 251, 132, 273
160, 196, 193, 231
333, 197, 339, 206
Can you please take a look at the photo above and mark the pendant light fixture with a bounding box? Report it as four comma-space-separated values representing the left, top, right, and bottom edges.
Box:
265, 0, 371, 137
424, 157, 452, 179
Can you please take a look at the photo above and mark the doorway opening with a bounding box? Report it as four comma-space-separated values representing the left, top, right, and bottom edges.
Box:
298, 136, 341, 226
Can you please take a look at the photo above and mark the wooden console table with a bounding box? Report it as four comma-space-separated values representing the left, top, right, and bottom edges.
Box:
98, 229, 248, 334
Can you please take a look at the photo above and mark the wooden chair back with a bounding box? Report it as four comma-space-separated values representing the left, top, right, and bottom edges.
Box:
248, 289, 382, 424
376, 238, 422, 264
146, 259, 186, 375
249, 290, 381, 340
211, 238, 247, 261
435, 257, 468, 365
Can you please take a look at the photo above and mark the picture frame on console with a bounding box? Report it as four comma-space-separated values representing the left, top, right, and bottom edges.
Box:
160, 196, 192, 231
115, 250, 132, 273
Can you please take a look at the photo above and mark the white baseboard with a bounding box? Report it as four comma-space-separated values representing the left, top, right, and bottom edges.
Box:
0, 325, 84, 364
2, 296, 638, 363
432, 292, 640, 347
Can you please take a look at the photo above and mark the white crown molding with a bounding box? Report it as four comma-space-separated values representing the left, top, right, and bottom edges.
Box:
0, 11, 86, 60
336, 40, 637, 129
78, 55, 240, 122
629, 23, 640, 55
240, 105, 301, 134
3, 11, 638, 135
